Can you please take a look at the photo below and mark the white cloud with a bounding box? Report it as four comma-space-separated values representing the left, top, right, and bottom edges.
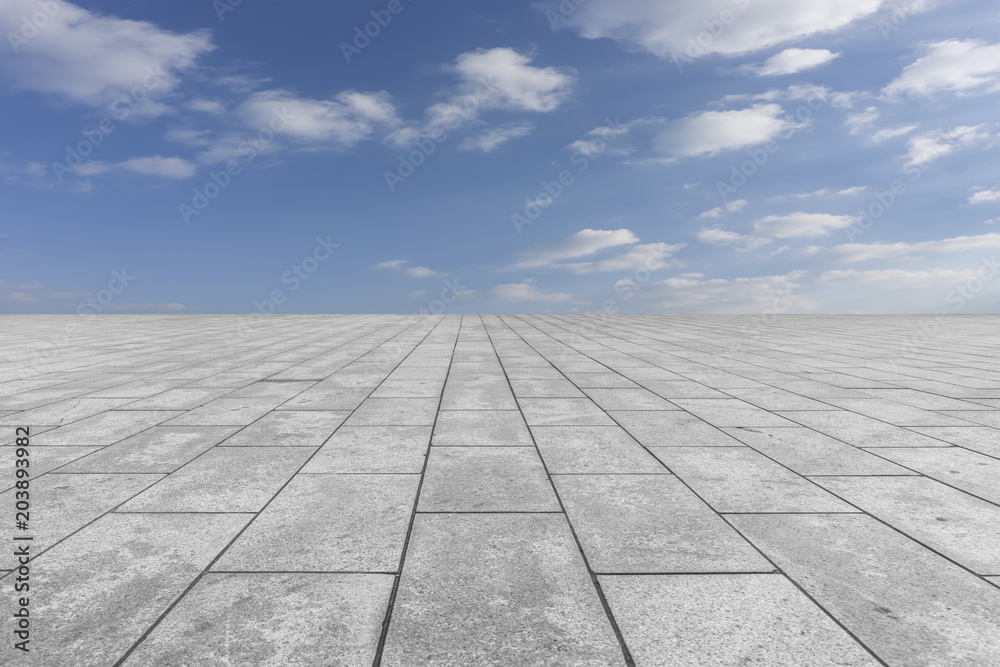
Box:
782, 186, 867, 199
559, 243, 684, 273
845, 106, 879, 135
165, 128, 212, 146
489, 281, 573, 303
373, 259, 443, 278
566, 122, 631, 157
74, 161, 111, 177
698, 199, 747, 218
185, 98, 225, 114
753, 212, 859, 238
697, 228, 771, 250
655, 104, 793, 158
970, 187, 1000, 204
238, 89, 398, 146
507, 228, 639, 269
452, 47, 574, 112
870, 124, 918, 143
118, 155, 196, 179
884, 39, 1000, 97
805, 233, 1000, 262
903, 125, 991, 169
0, 0, 212, 109
552, 0, 884, 58
459, 123, 533, 152
817, 268, 985, 286
741, 48, 840, 76
638, 270, 809, 313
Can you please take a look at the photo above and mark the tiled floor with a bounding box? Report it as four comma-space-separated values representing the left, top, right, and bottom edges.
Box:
2, 314, 1000, 666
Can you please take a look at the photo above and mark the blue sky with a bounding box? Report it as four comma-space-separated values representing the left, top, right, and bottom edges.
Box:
2, 0, 1000, 315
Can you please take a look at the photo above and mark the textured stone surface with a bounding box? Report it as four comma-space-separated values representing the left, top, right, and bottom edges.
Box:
2, 313, 999, 665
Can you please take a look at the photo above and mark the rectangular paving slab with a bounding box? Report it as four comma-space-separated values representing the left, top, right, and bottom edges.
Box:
553, 474, 773, 573
531, 425, 667, 473
380, 513, 625, 666
728, 513, 1000, 666
58, 425, 239, 473
600, 574, 879, 666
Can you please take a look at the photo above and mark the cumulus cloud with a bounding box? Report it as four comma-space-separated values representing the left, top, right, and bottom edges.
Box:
452, 47, 574, 112
506, 229, 639, 269
698, 199, 747, 218
780, 186, 867, 199
558, 243, 684, 273
740, 48, 840, 76
637, 270, 808, 313
697, 228, 771, 250
903, 125, 992, 169
655, 104, 793, 158
373, 259, 443, 278
0, 0, 212, 109
459, 123, 533, 152
238, 89, 398, 145
118, 155, 196, 179
817, 268, 986, 286
753, 212, 859, 238
489, 281, 573, 302
805, 233, 1000, 262
845, 106, 879, 135
970, 187, 1000, 204
884, 39, 1000, 97
549, 0, 884, 58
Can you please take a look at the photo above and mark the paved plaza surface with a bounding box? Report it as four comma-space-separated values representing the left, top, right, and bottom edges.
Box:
2, 313, 1000, 666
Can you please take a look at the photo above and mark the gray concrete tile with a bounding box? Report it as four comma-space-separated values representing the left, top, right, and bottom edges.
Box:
936, 411, 1000, 427
165, 396, 286, 426
908, 426, 1000, 457
562, 372, 640, 388
509, 378, 585, 397
119, 447, 312, 512
345, 397, 438, 426
869, 447, 1000, 504
611, 410, 743, 447
729, 513, 1000, 667
118, 387, 234, 410
582, 386, 678, 410
651, 447, 856, 513
419, 447, 559, 512
26, 409, 183, 447
432, 410, 532, 446
371, 379, 444, 397
58, 426, 238, 473
553, 474, 772, 573
671, 399, 800, 427
0, 513, 249, 666
123, 573, 393, 666
777, 410, 952, 447
0, 445, 101, 484
601, 574, 878, 666
531, 425, 667, 474
724, 386, 838, 410
637, 380, 729, 398
381, 513, 624, 666
519, 398, 616, 426
214, 474, 418, 572
823, 398, 975, 427
277, 386, 372, 410
303, 425, 430, 473
723, 426, 914, 476
0, 397, 134, 427
813, 476, 1000, 574
1, 473, 163, 556
218, 410, 348, 447
441, 382, 518, 410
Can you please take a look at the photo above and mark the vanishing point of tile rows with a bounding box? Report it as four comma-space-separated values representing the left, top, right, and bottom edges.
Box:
2, 314, 1000, 666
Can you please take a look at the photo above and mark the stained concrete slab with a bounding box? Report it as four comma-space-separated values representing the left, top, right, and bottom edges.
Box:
380, 513, 625, 666
345, 397, 439, 426
723, 426, 913, 476
58, 425, 238, 473
418, 447, 559, 512
214, 474, 418, 572
118, 446, 312, 512
218, 410, 349, 447
651, 447, 857, 513
553, 474, 773, 573
531, 425, 667, 474
776, 410, 952, 447
122, 573, 394, 666
601, 574, 879, 666
0, 513, 250, 666
813, 475, 1000, 574
610, 410, 744, 447
431, 410, 532, 446
729, 513, 1000, 667
907, 426, 1000, 458
863, 446, 1000, 505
